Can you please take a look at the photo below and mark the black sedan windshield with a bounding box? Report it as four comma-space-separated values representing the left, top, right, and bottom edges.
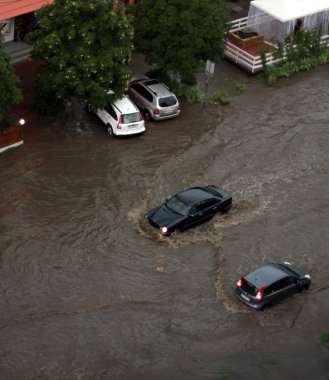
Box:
166, 196, 190, 216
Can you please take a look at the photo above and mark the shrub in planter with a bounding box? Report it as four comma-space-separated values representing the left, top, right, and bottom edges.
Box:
261, 27, 329, 85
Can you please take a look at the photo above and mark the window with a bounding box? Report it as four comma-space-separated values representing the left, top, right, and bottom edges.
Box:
265, 280, 282, 294
205, 198, 218, 208
122, 112, 142, 124
131, 83, 153, 102
281, 276, 297, 288
195, 200, 209, 213
166, 196, 190, 216
159, 96, 177, 107
241, 280, 258, 296
105, 104, 117, 120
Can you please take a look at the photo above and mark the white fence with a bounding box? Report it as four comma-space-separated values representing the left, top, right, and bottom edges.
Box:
225, 18, 329, 73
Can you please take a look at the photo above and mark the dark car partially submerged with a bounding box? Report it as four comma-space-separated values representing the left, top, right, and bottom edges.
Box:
145, 185, 232, 236
235, 262, 311, 311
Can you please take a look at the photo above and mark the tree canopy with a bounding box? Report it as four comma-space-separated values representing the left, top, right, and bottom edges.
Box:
132, 0, 228, 82
0, 32, 22, 119
29, 0, 134, 112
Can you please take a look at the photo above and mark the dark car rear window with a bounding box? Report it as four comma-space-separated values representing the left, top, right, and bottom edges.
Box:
122, 112, 142, 124
241, 280, 258, 296
159, 96, 177, 107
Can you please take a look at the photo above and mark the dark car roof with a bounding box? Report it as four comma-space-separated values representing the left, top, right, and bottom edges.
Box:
176, 187, 212, 206
244, 264, 287, 288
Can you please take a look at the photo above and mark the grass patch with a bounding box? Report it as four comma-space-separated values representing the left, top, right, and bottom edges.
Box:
321, 332, 329, 349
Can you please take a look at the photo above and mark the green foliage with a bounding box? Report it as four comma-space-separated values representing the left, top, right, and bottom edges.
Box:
208, 91, 230, 105
262, 27, 329, 85
0, 32, 22, 119
29, 0, 134, 113
321, 332, 329, 349
132, 0, 228, 84
0, 114, 20, 130
145, 67, 171, 84
233, 81, 246, 94
171, 83, 204, 103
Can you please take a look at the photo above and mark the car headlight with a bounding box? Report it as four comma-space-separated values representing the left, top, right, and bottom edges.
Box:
304, 274, 311, 279
161, 226, 168, 234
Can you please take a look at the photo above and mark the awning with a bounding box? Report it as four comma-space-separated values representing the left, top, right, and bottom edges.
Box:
251, 0, 329, 22
0, 0, 53, 21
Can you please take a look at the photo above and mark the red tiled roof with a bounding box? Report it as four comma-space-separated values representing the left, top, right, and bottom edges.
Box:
0, 0, 53, 21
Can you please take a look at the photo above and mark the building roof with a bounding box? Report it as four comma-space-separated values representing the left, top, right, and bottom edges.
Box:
251, 0, 329, 22
0, 0, 53, 21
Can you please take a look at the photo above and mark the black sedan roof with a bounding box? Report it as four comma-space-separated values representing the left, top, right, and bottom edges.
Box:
176, 187, 213, 206
244, 264, 288, 288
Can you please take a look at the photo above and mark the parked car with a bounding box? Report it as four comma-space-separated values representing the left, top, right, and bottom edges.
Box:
127, 77, 180, 121
235, 262, 311, 311
95, 93, 145, 137
145, 185, 232, 236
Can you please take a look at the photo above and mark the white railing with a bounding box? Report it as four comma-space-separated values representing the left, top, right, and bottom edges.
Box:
228, 17, 248, 31
224, 40, 281, 73
225, 17, 329, 73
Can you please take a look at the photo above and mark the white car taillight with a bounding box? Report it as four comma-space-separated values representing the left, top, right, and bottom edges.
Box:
117, 115, 122, 129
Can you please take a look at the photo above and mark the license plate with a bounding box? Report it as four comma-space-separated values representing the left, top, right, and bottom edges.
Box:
241, 294, 250, 301
128, 124, 137, 128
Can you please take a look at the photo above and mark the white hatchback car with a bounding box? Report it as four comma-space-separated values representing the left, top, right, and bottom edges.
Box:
96, 94, 145, 137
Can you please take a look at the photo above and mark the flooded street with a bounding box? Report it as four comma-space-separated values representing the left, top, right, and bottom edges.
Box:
1, 65, 329, 379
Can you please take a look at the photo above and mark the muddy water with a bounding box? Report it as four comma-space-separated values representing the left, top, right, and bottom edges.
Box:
1, 66, 329, 380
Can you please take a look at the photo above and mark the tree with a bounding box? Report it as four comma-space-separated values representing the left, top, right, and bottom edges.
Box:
132, 0, 228, 83
29, 0, 134, 113
0, 30, 22, 121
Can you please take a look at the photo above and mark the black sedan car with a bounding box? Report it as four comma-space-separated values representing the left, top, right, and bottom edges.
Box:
235, 262, 311, 311
145, 185, 232, 236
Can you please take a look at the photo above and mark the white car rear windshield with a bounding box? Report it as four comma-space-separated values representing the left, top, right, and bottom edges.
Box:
122, 112, 142, 124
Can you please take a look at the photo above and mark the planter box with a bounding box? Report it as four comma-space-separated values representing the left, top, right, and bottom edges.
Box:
228, 30, 264, 48
0, 123, 23, 153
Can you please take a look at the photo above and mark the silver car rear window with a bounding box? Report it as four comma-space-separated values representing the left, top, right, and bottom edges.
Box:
159, 96, 177, 107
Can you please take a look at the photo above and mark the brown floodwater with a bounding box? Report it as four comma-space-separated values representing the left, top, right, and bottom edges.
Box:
1, 65, 329, 380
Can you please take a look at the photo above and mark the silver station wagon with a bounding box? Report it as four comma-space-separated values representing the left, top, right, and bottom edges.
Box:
127, 77, 180, 121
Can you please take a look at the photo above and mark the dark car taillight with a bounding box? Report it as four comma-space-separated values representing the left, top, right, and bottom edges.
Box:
256, 289, 263, 300
139, 112, 144, 121
237, 278, 243, 287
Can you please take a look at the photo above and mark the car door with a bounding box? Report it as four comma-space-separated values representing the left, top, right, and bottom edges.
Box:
129, 83, 153, 110
279, 276, 299, 300
204, 198, 220, 217
191, 200, 212, 225
264, 277, 298, 305
97, 103, 117, 130
263, 280, 284, 305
